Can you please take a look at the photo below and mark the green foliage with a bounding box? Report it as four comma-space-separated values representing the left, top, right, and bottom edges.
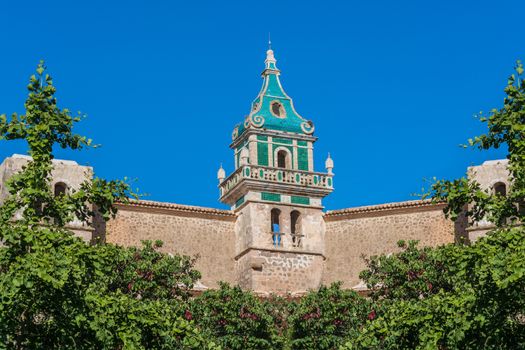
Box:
360, 240, 456, 301
0, 61, 132, 237
102, 240, 201, 301
346, 228, 525, 349
342, 60, 525, 349
0, 62, 212, 349
429, 60, 525, 227
288, 283, 372, 350
85, 289, 218, 350
2, 58, 524, 349
261, 294, 294, 344
189, 283, 279, 350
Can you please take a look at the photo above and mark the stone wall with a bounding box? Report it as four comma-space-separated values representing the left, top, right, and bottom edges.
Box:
104, 200, 237, 289
237, 249, 323, 294
233, 201, 326, 294
0, 155, 93, 203
323, 200, 463, 289
0, 153, 505, 294
0, 154, 94, 240
467, 159, 510, 240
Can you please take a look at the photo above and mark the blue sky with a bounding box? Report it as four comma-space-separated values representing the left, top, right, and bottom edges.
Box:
0, 0, 521, 210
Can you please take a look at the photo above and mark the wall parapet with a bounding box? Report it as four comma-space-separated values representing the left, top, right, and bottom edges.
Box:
116, 199, 236, 220
325, 199, 446, 220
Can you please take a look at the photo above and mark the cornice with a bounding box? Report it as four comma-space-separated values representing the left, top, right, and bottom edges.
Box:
325, 199, 446, 220
116, 199, 236, 220
220, 178, 333, 206
234, 246, 326, 261
231, 129, 317, 149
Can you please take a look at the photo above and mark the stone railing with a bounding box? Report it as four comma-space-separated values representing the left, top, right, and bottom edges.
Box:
220, 165, 334, 197
270, 232, 304, 248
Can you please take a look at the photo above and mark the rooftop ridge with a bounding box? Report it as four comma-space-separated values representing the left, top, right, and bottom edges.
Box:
11, 154, 80, 165
325, 199, 445, 217
117, 199, 235, 217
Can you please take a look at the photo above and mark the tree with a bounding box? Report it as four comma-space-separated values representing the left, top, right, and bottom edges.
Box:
0, 61, 215, 349
287, 283, 372, 350
342, 61, 525, 349
359, 240, 455, 302
103, 239, 201, 301
189, 283, 279, 350
430, 60, 525, 226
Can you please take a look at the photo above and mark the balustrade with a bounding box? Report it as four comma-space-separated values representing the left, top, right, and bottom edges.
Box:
270, 232, 304, 248
220, 165, 333, 197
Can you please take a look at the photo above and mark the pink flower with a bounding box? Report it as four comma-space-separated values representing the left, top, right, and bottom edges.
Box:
184, 310, 193, 321
368, 310, 376, 320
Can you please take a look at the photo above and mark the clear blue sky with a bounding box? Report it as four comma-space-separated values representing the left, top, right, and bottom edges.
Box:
0, 1, 521, 210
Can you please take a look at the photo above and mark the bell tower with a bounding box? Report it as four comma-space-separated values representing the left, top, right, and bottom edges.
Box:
218, 48, 334, 294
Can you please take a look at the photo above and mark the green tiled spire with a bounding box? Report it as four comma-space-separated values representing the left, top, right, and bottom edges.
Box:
233, 49, 315, 140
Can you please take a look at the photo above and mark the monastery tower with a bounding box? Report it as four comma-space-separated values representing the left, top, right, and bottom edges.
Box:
218, 48, 334, 293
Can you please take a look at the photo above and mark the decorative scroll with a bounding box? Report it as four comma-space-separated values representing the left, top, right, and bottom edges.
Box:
231, 126, 239, 140
249, 114, 265, 128
300, 120, 315, 134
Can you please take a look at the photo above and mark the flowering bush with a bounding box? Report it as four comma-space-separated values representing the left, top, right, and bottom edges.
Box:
189, 283, 282, 349
288, 283, 373, 350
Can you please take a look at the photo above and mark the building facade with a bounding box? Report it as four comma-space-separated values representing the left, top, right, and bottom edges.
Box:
0, 49, 509, 295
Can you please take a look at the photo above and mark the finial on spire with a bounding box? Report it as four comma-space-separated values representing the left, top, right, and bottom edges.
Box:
325, 153, 334, 174
217, 163, 226, 183
265, 34, 276, 66
262, 35, 278, 75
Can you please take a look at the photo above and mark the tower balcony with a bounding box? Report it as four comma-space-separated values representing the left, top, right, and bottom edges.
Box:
219, 165, 333, 206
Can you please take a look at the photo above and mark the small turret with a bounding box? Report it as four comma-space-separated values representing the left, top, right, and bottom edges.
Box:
264, 49, 277, 71
325, 153, 334, 174
217, 164, 225, 183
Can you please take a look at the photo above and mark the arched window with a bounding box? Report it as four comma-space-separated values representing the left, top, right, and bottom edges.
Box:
277, 150, 289, 169
54, 182, 67, 197
270, 101, 286, 118
291, 210, 302, 247
291, 210, 300, 235
494, 182, 506, 196
271, 208, 281, 232
272, 102, 281, 116
270, 208, 282, 247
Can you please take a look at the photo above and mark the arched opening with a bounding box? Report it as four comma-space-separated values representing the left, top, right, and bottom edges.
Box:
291, 210, 302, 247
270, 208, 282, 247
271, 101, 286, 118
494, 182, 506, 196
277, 150, 289, 169
271, 102, 281, 116
54, 182, 67, 197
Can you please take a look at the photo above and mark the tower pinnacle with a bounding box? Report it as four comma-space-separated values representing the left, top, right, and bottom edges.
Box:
264, 48, 277, 70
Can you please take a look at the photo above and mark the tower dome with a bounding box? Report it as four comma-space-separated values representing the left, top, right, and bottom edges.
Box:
232, 48, 315, 140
